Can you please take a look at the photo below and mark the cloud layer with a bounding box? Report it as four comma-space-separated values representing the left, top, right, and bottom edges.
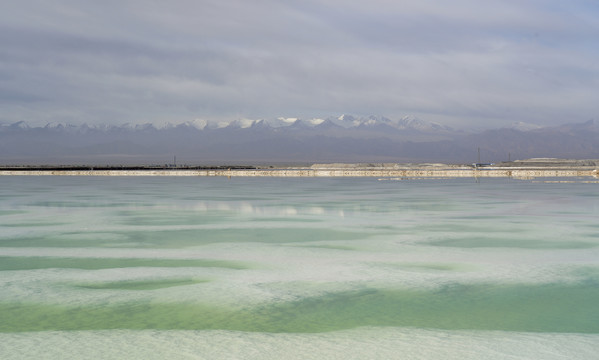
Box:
1, 0, 598, 127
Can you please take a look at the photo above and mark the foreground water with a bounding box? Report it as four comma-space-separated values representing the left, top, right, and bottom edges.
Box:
0, 176, 598, 359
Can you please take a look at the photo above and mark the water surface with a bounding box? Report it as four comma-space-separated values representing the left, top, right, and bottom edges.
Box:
1, 176, 598, 359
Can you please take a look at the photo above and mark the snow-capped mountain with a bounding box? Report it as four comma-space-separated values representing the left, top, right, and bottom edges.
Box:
396, 116, 454, 132
2, 115, 452, 134
1, 120, 30, 130
507, 121, 544, 131
1, 117, 597, 164
317, 114, 455, 133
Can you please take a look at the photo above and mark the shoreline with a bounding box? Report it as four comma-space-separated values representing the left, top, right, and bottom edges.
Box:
1, 160, 598, 179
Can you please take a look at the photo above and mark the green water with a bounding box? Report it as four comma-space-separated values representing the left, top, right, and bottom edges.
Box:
0, 257, 251, 271
1, 283, 597, 333
75, 278, 207, 290
0, 228, 374, 248
429, 236, 597, 249
1, 177, 598, 359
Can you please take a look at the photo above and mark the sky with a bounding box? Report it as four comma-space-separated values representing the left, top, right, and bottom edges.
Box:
1, 0, 598, 129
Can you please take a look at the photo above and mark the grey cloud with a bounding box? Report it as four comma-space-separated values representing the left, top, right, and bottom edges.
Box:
0, 0, 597, 127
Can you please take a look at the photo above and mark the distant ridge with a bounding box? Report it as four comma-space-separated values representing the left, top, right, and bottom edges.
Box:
1, 117, 597, 165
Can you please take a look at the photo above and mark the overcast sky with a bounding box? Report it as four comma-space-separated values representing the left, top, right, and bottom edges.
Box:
1, 0, 598, 128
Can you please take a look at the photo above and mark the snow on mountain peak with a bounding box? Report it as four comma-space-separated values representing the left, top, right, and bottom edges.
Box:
278, 117, 298, 124
133, 123, 157, 131
0, 114, 458, 135
306, 118, 325, 126
44, 122, 66, 129
508, 121, 543, 131
361, 118, 377, 126
9, 121, 30, 130
187, 119, 209, 130
337, 114, 356, 123
397, 116, 452, 131
235, 118, 258, 129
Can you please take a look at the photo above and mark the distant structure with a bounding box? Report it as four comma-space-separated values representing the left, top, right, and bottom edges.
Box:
473, 147, 493, 168
164, 155, 178, 169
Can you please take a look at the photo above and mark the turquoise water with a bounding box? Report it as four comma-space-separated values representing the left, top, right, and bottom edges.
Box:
0, 176, 598, 359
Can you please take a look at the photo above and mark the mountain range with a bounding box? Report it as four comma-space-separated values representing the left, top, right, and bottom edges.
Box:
1, 115, 597, 165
